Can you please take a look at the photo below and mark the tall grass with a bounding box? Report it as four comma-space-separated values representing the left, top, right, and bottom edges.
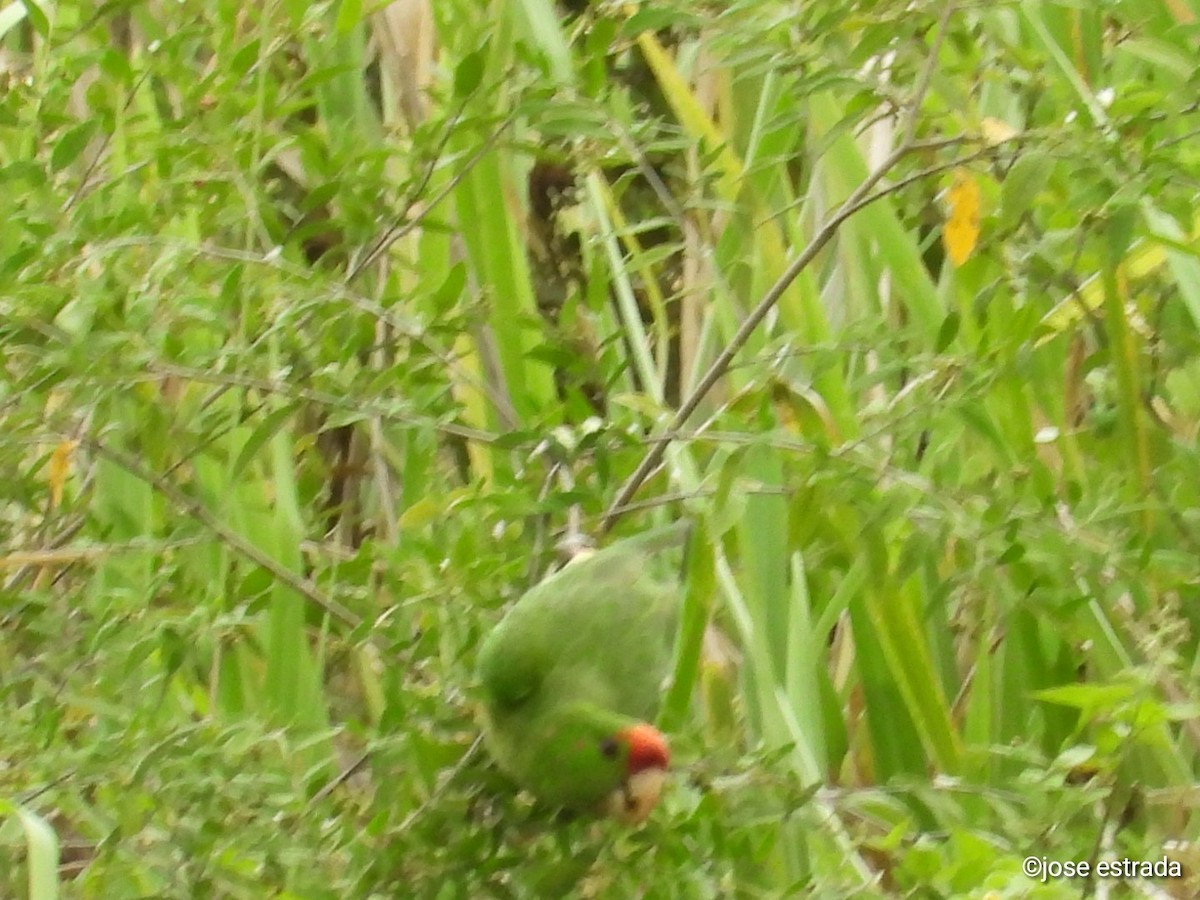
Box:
2, 0, 1199, 895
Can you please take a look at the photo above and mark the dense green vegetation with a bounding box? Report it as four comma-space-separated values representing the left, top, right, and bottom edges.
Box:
3, 0, 1200, 896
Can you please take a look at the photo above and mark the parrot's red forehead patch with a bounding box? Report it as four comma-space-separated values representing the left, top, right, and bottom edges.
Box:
620, 723, 670, 774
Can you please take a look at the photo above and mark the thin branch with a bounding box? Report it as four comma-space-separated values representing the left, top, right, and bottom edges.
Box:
346, 110, 518, 283
902, 1, 957, 148
396, 736, 484, 834
310, 749, 372, 805
601, 3, 958, 531
85, 437, 362, 628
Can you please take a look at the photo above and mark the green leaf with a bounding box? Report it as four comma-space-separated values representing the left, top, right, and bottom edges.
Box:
50, 122, 96, 172
0, 800, 58, 900
230, 403, 302, 481
999, 151, 1054, 230
454, 48, 486, 97
230, 38, 262, 77
1034, 682, 1138, 710
335, 0, 363, 35
433, 263, 466, 314
18, 0, 49, 37
935, 311, 960, 352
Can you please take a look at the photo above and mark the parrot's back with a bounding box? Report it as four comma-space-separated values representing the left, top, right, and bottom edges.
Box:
477, 524, 687, 726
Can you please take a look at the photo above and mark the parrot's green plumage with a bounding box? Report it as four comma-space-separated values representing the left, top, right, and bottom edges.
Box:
476, 523, 688, 822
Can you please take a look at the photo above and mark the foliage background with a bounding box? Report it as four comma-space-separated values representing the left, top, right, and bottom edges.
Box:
3, 0, 1200, 896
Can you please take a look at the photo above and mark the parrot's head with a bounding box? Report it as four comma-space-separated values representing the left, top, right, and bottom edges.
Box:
542, 708, 671, 824
600, 721, 670, 825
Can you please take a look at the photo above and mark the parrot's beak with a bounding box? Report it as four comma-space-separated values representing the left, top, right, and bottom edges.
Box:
604, 722, 670, 824
604, 766, 668, 825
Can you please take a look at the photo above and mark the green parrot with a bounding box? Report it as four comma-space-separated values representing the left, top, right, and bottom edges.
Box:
476, 523, 688, 824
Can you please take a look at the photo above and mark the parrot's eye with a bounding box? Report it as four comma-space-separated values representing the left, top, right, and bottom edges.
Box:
599, 737, 619, 759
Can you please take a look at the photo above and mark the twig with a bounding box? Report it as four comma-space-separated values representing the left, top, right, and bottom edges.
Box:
309, 735, 485, 829
84, 437, 362, 628
396, 736, 483, 833
346, 111, 517, 283
601, 2, 959, 532
311, 749, 372, 805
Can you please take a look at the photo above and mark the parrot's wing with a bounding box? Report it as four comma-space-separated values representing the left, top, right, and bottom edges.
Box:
478, 523, 687, 716
476, 610, 547, 711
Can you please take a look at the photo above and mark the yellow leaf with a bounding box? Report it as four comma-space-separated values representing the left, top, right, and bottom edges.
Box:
770, 380, 842, 443
980, 117, 1019, 146
943, 169, 981, 266
1039, 209, 1200, 344
44, 389, 67, 415
47, 439, 79, 508
397, 496, 441, 528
